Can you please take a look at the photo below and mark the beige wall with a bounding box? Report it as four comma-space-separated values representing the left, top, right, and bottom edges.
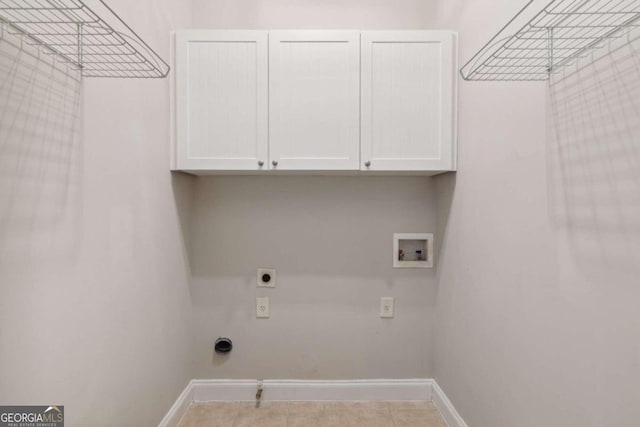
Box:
192, 0, 436, 29
0, 1, 194, 426
188, 176, 438, 379
433, 1, 640, 426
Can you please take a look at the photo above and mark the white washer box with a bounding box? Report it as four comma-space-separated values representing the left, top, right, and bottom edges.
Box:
393, 233, 433, 268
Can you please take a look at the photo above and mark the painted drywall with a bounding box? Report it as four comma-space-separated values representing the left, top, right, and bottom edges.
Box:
188, 176, 438, 379
433, 1, 640, 426
192, 0, 437, 29
0, 1, 194, 426
185, 0, 440, 380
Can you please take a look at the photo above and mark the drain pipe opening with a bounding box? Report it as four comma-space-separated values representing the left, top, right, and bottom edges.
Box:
214, 337, 232, 354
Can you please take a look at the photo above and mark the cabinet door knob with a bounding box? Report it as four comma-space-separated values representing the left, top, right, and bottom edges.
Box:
364, 161, 371, 167
272, 160, 278, 167
258, 160, 264, 167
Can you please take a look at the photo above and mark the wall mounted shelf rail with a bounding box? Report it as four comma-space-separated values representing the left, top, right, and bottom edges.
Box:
0, 0, 170, 78
460, 0, 640, 81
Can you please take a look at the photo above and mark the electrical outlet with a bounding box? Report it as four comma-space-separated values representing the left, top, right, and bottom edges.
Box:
256, 297, 270, 318
380, 297, 394, 318
257, 268, 276, 288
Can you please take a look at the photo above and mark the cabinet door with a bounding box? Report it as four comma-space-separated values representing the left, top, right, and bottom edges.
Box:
361, 31, 456, 172
269, 31, 360, 170
175, 31, 268, 171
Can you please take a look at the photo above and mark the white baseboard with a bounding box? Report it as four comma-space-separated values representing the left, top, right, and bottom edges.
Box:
157, 382, 193, 427
192, 379, 433, 402
158, 379, 466, 427
432, 381, 468, 427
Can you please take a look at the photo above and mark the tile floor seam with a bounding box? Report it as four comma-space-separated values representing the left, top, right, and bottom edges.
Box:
389, 411, 399, 427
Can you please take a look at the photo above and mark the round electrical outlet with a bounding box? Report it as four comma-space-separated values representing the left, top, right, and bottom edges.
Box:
257, 268, 276, 288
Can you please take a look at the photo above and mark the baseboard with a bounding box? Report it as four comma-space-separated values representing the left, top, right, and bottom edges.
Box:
157, 382, 193, 427
158, 379, 466, 427
432, 381, 468, 427
192, 379, 433, 402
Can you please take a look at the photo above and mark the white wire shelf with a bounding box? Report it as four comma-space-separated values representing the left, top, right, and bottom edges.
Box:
460, 0, 640, 81
0, 0, 170, 78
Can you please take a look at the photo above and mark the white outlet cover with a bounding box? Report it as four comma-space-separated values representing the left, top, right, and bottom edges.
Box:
380, 297, 394, 318
257, 268, 276, 288
256, 297, 270, 318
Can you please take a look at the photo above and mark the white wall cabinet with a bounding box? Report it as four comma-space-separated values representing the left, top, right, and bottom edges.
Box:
172, 30, 457, 174
173, 31, 268, 171
269, 31, 360, 170
361, 31, 456, 172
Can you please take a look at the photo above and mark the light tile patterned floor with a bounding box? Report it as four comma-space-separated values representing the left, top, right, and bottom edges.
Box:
177, 401, 447, 427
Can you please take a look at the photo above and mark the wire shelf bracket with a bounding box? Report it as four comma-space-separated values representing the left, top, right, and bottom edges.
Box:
0, 0, 170, 78
460, 0, 640, 81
